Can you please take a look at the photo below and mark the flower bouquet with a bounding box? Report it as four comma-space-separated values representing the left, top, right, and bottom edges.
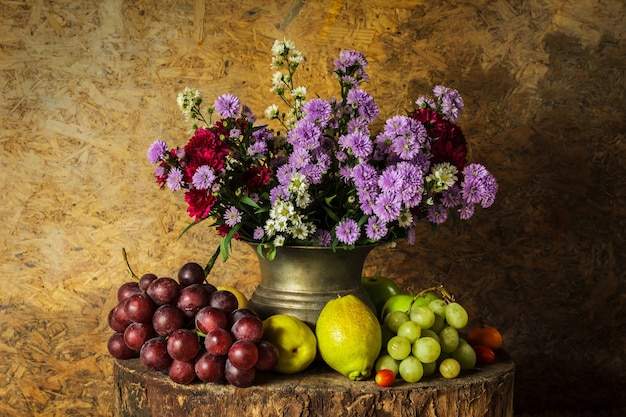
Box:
147, 40, 497, 273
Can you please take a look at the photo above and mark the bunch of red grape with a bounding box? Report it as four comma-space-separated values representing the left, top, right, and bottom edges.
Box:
107, 262, 279, 387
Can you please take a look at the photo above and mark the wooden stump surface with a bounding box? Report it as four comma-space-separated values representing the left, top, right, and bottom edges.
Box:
114, 354, 515, 417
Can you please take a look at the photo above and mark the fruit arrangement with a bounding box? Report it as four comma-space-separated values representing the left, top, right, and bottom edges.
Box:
372, 284, 503, 385
107, 260, 280, 388
108, 255, 502, 389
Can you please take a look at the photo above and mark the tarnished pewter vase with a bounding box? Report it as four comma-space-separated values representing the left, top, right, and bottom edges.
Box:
247, 244, 377, 328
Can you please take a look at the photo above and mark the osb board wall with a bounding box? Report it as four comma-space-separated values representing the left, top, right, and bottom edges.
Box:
1, 0, 624, 415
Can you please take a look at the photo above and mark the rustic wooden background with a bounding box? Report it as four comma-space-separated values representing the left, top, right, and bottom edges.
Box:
1, 0, 624, 415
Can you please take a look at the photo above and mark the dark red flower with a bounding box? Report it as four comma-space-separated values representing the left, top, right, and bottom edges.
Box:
241, 166, 272, 191
183, 128, 231, 182
411, 108, 468, 171
185, 188, 217, 221
216, 224, 240, 239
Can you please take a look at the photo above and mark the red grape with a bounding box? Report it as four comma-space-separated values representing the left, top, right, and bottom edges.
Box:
167, 328, 201, 362
124, 293, 156, 324
195, 306, 228, 334
147, 277, 180, 306
231, 315, 264, 342
108, 300, 132, 332
117, 281, 142, 301
108, 332, 135, 359
204, 327, 233, 356
168, 359, 197, 385
138, 273, 158, 291
228, 308, 258, 328
195, 352, 226, 382
124, 322, 156, 351
208, 290, 238, 314
177, 284, 209, 318
225, 358, 256, 387
228, 340, 259, 370
177, 262, 206, 287
140, 337, 172, 372
203, 283, 217, 297
152, 304, 185, 336
255, 340, 279, 371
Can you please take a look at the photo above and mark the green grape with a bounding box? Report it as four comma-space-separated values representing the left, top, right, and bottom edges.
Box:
439, 326, 460, 353
428, 299, 446, 316
412, 336, 441, 363
444, 302, 469, 329
399, 356, 424, 383
452, 339, 477, 369
439, 358, 461, 379
420, 329, 440, 343
411, 297, 430, 307
385, 310, 410, 333
410, 306, 435, 329
430, 312, 445, 334
424, 291, 441, 301
422, 360, 437, 377
375, 354, 400, 376
387, 335, 412, 361
397, 320, 421, 343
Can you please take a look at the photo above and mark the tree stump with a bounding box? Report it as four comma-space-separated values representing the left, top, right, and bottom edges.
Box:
114, 353, 515, 417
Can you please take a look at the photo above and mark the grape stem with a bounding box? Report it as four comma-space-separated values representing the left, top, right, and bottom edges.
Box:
408, 284, 456, 311
122, 248, 139, 280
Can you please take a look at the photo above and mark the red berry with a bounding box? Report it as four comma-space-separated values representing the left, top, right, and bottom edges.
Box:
473, 344, 496, 365
375, 369, 396, 387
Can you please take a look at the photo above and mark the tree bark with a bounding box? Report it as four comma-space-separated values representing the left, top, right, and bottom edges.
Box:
114, 354, 515, 417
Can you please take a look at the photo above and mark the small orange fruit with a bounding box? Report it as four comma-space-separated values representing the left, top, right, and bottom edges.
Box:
468, 325, 503, 351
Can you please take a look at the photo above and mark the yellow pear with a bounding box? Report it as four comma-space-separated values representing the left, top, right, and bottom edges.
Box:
262, 314, 317, 374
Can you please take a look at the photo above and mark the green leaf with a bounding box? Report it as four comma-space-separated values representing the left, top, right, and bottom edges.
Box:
178, 217, 209, 239
204, 245, 221, 277
220, 223, 242, 262
322, 205, 341, 223
240, 195, 261, 209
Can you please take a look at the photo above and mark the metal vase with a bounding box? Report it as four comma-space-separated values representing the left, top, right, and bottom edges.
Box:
247, 244, 377, 328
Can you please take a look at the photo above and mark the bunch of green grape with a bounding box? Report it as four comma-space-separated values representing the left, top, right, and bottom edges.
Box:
375, 288, 477, 382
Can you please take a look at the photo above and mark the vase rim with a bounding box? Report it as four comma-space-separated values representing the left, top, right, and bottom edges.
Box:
244, 241, 383, 250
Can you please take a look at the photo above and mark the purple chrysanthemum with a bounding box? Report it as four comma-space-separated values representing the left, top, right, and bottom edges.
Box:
339, 131, 372, 160
147, 139, 168, 164
347, 89, 378, 122
166, 167, 184, 191
214, 93, 240, 118
441, 184, 462, 207
427, 204, 448, 224
433, 85, 464, 122
373, 192, 402, 223
253, 226, 265, 240
289, 147, 311, 168
313, 229, 332, 246
223, 206, 243, 227
365, 216, 388, 241
247, 140, 268, 156
192, 165, 216, 190
302, 99, 332, 125
335, 218, 360, 245
333, 50, 369, 83
459, 203, 475, 220
288, 120, 322, 151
